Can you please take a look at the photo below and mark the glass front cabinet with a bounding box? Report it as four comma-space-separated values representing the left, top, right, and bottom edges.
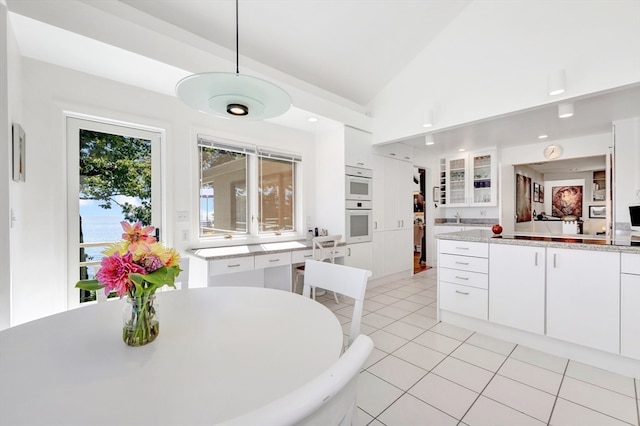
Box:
444, 150, 497, 207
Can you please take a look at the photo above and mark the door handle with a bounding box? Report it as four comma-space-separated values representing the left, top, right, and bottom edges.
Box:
534, 252, 538, 266
553, 253, 557, 268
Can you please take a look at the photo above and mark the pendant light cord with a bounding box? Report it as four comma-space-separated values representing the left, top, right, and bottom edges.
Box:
235, 0, 239, 75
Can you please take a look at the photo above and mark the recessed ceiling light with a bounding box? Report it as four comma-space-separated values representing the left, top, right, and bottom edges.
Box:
538, 134, 549, 139
307, 117, 318, 123
425, 135, 435, 145
458, 148, 465, 152
558, 103, 574, 118
425, 141, 435, 146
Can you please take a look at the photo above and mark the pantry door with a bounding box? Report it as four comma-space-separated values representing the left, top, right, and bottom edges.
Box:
66, 117, 162, 309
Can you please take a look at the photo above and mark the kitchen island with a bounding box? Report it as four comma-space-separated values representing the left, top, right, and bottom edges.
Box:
436, 229, 640, 378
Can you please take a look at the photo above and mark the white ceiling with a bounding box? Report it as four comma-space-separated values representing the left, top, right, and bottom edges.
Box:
6, 0, 640, 155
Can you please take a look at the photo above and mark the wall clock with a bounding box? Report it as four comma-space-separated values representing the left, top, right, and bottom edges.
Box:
543, 144, 563, 160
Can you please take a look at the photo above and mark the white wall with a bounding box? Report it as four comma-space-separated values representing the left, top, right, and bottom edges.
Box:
314, 123, 346, 237
9, 57, 316, 326
613, 118, 640, 230
369, 1, 640, 144
1, 1, 11, 330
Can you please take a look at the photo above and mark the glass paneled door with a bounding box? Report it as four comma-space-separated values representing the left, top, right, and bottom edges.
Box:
66, 117, 162, 309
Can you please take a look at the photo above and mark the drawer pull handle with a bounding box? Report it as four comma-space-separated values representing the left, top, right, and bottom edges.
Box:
303, 254, 313, 258
455, 247, 469, 250
269, 259, 280, 263
455, 262, 469, 265
455, 290, 469, 295
227, 263, 241, 268
455, 276, 469, 280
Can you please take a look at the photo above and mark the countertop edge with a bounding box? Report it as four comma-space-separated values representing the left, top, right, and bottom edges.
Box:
189, 241, 347, 260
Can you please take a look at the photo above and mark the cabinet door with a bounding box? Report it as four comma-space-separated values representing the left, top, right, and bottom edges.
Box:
397, 160, 414, 231
372, 154, 385, 232
489, 244, 545, 334
446, 154, 468, 206
383, 157, 400, 230
345, 242, 373, 273
621, 273, 640, 359
372, 231, 386, 278
469, 151, 497, 206
546, 248, 620, 354
345, 126, 372, 169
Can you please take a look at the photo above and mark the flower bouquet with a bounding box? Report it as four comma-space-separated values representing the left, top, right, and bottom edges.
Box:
76, 222, 181, 346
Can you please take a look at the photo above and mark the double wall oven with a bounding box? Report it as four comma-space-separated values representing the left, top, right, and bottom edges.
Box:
345, 166, 373, 243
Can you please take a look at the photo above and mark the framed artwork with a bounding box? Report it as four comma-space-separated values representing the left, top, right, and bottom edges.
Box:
12, 123, 26, 182
551, 185, 583, 218
533, 183, 540, 202
589, 205, 606, 219
516, 173, 532, 222
539, 184, 545, 203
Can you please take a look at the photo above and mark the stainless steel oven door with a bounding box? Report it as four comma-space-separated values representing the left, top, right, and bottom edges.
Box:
346, 205, 372, 243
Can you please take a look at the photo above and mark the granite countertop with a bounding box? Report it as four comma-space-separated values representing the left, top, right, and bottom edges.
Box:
434, 219, 498, 227
436, 229, 640, 254
190, 240, 346, 260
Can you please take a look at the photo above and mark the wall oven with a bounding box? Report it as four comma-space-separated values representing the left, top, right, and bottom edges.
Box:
345, 200, 372, 243
345, 166, 372, 201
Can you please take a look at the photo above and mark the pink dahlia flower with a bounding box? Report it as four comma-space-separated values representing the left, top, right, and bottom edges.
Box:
121, 221, 156, 252
96, 252, 147, 298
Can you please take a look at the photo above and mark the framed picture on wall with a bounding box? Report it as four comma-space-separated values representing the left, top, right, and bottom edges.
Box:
516, 173, 532, 222
539, 185, 544, 203
533, 183, 540, 202
552, 185, 583, 218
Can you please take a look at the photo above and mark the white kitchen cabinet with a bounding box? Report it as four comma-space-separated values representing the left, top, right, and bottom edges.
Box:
438, 240, 489, 320
372, 153, 385, 232
489, 244, 545, 335
443, 150, 497, 207
383, 228, 413, 277
546, 248, 620, 354
620, 253, 640, 359
371, 231, 386, 278
344, 126, 372, 169
345, 242, 373, 273
382, 142, 413, 163
383, 155, 413, 231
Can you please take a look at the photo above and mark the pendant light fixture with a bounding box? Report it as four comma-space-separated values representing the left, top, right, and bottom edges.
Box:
175, 0, 291, 120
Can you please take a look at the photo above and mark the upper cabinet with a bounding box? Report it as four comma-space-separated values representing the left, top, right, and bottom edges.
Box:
344, 126, 373, 169
382, 143, 413, 163
444, 150, 497, 207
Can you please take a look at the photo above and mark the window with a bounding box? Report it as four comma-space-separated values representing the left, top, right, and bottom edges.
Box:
198, 135, 301, 239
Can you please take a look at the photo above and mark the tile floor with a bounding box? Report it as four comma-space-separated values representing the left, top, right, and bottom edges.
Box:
315, 268, 640, 426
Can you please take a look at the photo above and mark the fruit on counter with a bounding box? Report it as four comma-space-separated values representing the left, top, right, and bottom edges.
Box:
492, 224, 503, 235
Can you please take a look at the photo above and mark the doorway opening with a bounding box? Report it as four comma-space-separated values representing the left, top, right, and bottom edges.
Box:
413, 167, 430, 274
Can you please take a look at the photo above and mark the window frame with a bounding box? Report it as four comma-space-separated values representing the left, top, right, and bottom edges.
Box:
196, 134, 303, 246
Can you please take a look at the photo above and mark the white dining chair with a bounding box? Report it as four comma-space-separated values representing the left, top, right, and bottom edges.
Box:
217, 334, 374, 426
294, 235, 342, 303
303, 259, 372, 347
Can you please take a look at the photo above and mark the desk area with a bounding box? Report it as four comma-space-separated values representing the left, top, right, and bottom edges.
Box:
189, 240, 347, 290
0, 287, 344, 426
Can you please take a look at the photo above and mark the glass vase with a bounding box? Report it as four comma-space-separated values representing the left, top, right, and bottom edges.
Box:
122, 294, 159, 346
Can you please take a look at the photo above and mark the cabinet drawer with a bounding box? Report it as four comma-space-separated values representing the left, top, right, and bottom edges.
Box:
439, 282, 488, 320
209, 256, 254, 276
440, 267, 488, 289
326, 246, 347, 259
291, 249, 314, 264
439, 240, 488, 258
440, 253, 488, 274
255, 252, 292, 269
621, 253, 640, 275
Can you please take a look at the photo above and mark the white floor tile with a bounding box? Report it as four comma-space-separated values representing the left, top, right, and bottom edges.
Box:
370, 293, 402, 305
354, 408, 374, 426
377, 393, 458, 426
451, 343, 507, 372
498, 357, 563, 395
462, 396, 546, 426
385, 288, 416, 299
565, 360, 637, 398
367, 355, 427, 391
482, 375, 556, 422
413, 330, 463, 355
509, 345, 568, 374
368, 329, 409, 354
364, 347, 388, 369
558, 376, 638, 425
382, 320, 425, 340
429, 322, 474, 341
362, 299, 387, 313
393, 341, 447, 371
391, 299, 425, 312
407, 294, 436, 306
376, 305, 412, 320
409, 373, 479, 419
466, 333, 516, 356
432, 356, 494, 393
361, 312, 396, 329
550, 398, 633, 426
356, 371, 404, 418
397, 312, 437, 330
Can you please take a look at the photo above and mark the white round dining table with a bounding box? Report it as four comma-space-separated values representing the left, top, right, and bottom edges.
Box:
0, 287, 344, 426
